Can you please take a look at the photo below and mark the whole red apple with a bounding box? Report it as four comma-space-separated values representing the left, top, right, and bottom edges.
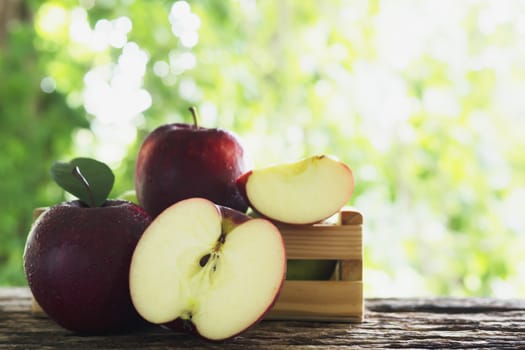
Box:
23, 158, 152, 334
135, 107, 248, 218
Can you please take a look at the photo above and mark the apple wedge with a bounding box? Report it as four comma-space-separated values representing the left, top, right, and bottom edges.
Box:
237, 155, 354, 225
129, 198, 286, 341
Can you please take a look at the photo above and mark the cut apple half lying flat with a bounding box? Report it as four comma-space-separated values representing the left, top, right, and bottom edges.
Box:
129, 198, 286, 341
237, 155, 354, 225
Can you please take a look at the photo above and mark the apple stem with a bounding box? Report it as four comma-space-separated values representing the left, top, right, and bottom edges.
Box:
188, 106, 199, 127
72, 166, 96, 207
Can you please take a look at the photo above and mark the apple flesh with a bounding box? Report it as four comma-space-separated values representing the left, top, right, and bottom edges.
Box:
237, 155, 354, 225
135, 122, 248, 218
23, 200, 151, 334
129, 198, 286, 341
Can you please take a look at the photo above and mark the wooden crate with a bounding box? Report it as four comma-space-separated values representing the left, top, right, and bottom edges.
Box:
30, 208, 364, 322
266, 208, 363, 322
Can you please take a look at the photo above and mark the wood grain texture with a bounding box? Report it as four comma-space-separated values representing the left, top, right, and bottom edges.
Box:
270, 208, 364, 320
266, 281, 363, 321
2, 288, 524, 349
277, 209, 362, 260
278, 225, 362, 260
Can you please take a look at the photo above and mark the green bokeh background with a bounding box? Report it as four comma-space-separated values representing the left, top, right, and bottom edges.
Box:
1, 0, 524, 297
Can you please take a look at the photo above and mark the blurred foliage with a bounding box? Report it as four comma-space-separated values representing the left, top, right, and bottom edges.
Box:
1, 0, 524, 297
0, 14, 87, 284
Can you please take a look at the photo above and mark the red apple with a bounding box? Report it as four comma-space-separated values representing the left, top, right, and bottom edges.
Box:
129, 198, 286, 341
24, 199, 151, 333
135, 107, 248, 218
237, 155, 354, 225
24, 157, 151, 333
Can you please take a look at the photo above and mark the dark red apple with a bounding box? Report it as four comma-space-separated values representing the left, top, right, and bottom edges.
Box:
23, 157, 152, 334
24, 200, 151, 333
135, 107, 248, 218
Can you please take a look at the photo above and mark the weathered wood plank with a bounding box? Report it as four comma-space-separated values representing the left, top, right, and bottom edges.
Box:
1, 288, 524, 349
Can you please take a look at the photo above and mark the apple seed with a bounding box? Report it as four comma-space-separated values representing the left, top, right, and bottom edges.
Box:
199, 253, 211, 267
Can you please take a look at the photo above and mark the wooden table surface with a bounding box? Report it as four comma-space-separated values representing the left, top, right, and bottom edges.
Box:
1, 287, 524, 349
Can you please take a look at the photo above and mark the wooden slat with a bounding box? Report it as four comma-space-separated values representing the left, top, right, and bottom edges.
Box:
276, 209, 362, 260
278, 225, 362, 260
267, 280, 363, 321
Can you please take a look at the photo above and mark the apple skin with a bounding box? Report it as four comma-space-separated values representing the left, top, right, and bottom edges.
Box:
135, 123, 248, 218
23, 200, 151, 334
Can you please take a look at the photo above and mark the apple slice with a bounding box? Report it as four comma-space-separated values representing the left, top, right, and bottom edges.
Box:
129, 198, 286, 341
237, 155, 354, 225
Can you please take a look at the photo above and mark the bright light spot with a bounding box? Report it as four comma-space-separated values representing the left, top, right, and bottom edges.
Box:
36, 3, 69, 39
299, 55, 316, 74
330, 43, 347, 61
69, 11, 132, 51
357, 165, 379, 182
464, 274, 481, 292
490, 278, 518, 298
153, 61, 170, 77
499, 187, 525, 234
114, 16, 132, 34
69, 8, 91, 43
110, 17, 132, 48
200, 102, 218, 125
286, 126, 304, 145
80, 41, 149, 165
95, 19, 112, 34
72, 128, 95, 154
115, 42, 149, 87
40, 77, 56, 93
351, 61, 412, 152
314, 79, 332, 97
83, 41, 151, 127
169, 1, 201, 48
422, 87, 461, 117
239, 0, 257, 14
90, 120, 137, 166
170, 51, 196, 73
170, 1, 191, 20
304, 23, 328, 51
178, 78, 201, 102
180, 31, 199, 48
477, 1, 514, 35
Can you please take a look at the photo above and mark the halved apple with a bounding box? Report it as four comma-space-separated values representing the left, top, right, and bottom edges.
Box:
237, 155, 354, 225
129, 198, 286, 341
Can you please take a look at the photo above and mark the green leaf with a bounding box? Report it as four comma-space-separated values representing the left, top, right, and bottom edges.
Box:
50, 157, 115, 207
